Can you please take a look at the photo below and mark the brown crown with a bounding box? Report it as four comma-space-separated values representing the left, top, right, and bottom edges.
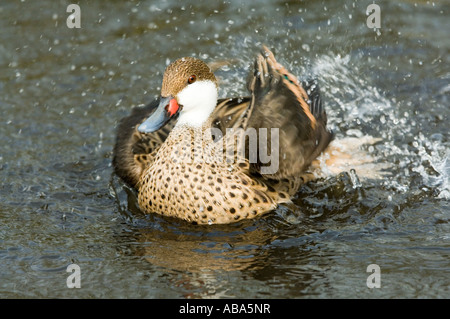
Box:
161, 57, 218, 98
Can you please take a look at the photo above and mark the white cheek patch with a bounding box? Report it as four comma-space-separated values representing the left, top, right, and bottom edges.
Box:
176, 80, 218, 127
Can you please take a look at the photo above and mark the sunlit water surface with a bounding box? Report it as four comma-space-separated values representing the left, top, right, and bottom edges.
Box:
0, 0, 449, 298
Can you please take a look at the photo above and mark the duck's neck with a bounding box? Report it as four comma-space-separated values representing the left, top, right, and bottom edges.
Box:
176, 111, 212, 128
171, 116, 214, 140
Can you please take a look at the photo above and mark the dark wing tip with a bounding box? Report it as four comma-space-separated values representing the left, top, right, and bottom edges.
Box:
301, 78, 328, 126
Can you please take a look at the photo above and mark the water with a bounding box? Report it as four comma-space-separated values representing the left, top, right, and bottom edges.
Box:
0, 0, 449, 298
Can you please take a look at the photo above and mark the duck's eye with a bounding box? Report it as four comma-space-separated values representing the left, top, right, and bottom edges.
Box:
187, 75, 196, 84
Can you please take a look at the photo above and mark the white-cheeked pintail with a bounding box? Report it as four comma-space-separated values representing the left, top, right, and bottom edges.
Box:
113, 46, 333, 224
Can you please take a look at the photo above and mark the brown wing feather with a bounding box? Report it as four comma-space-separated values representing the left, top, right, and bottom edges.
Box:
244, 46, 333, 179
211, 97, 251, 131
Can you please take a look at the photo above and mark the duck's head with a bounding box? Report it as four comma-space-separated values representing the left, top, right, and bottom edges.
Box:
138, 57, 218, 133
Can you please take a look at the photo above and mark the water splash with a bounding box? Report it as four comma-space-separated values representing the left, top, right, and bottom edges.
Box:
312, 54, 391, 124
412, 140, 450, 199
309, 53, 449, 200
213, 50, 448, 201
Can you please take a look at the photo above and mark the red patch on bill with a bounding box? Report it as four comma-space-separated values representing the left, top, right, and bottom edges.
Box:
167, 98, 179, 117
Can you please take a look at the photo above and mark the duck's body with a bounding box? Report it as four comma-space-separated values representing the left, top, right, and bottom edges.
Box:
113, 47, 333, 224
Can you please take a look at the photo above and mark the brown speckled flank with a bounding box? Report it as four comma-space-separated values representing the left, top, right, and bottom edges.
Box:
137, 123, 279, 224
113, 46, 333, 224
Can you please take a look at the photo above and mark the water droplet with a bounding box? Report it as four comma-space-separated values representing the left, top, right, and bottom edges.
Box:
349, 169, 362, 189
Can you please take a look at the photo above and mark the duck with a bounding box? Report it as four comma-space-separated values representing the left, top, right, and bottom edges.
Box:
113, 46, 333, 224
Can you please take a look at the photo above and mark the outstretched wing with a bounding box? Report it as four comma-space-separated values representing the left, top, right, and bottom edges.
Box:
243, 46, 333, 179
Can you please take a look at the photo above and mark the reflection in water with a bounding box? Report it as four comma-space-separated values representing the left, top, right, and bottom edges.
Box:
136, 226, 271, 298
136, 221, 271, 273
111, 174, 345, 298
136, 224, 331, 298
